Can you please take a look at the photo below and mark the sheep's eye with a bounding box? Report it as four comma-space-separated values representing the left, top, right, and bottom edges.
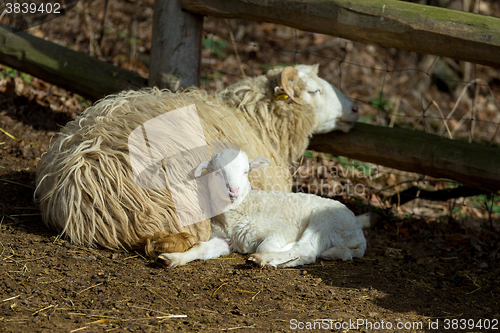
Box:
215, 171, 222, 177
308, 89, 321, 95
244, 171, 248, 175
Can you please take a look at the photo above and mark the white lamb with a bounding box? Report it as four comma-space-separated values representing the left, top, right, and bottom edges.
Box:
157, 149, 367, 268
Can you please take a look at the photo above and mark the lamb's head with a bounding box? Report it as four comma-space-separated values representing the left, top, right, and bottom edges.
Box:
194, 149, 270, 206
270, 64, 359, 133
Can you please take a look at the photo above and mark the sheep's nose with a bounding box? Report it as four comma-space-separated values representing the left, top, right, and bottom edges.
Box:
351, 105, 359, 113
229, 188, 239, 196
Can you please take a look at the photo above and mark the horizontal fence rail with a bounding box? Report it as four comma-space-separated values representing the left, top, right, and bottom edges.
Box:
182, 0, 500, 68
0, 24, 147, 100
308, 123, 500, 191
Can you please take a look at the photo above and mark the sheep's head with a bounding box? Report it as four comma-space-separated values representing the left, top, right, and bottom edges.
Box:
271, 64, 359, 133
195, 149, 270, 206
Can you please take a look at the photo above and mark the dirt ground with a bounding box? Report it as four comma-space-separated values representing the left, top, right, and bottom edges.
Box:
1, 1, 500, 332
0, 146, 499, 332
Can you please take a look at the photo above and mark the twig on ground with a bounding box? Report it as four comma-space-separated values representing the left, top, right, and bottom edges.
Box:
212, 282, 230, 297
0, 179, 34, 189
32, 304, 55, 316
220, 324, 256, 331
0, 127, 42, 148
157, 314, 187, 319
77, 282, 103, 295
1, 295, 20, 303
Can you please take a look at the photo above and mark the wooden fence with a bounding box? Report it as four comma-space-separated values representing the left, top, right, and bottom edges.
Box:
0, 0, 499, 191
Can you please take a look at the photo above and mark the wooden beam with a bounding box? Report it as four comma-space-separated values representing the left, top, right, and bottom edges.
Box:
0, 25, 147, 100
149, 0, 203, 90
182, 0, 500, 68
308, 123, 500, 192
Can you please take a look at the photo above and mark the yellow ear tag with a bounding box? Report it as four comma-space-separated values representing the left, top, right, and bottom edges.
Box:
202, 168, 208, 175
275, 94, 289, 100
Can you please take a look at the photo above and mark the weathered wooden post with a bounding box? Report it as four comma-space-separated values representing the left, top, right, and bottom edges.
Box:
149, 0, 204, 90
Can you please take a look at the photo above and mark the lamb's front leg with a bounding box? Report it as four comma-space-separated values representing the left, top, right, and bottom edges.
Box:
157, 237, 231, 268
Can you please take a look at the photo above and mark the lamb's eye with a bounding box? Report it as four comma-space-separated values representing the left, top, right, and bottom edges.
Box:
308, 89, 321, 94
244, 171, 248, 175
215, 171, 222, 177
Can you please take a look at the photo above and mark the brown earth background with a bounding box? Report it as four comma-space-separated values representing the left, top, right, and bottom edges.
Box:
0, 1, 499, 332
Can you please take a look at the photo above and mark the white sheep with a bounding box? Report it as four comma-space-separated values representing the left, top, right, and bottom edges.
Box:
157, 149, 367, 268
35, 64, 360, 254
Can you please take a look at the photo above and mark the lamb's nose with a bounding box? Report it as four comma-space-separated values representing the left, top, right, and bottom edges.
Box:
229, 188, 239, 196
352, 105, 359, 113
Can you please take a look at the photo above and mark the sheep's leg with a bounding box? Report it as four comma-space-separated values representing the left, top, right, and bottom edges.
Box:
157, 237, 231, 268
248, 243, 316, 268
320, 227, 366, 261
248, 229, 320, 268
252, 219, 298, 254
319, 245, 355, 261
255, 236, 296, 253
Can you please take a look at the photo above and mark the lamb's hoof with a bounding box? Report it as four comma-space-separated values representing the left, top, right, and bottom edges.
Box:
247, 254, 266, 267
156, 255, 171, 268
248, 254, 300, 268
156, 253, 180, 268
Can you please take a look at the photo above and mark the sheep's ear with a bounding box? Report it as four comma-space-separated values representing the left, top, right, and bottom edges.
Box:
249, 157, 270, 172
311, 64, 319, 75
277, 66, 301, 105
194, 161, 211, 178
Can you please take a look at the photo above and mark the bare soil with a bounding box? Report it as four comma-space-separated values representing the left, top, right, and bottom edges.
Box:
1, 1, 499, 332
1, 145, 499, 332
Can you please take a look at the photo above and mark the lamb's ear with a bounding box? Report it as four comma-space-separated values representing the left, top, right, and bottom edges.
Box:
249, 157, 271, 171
194, 161, 211, 178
